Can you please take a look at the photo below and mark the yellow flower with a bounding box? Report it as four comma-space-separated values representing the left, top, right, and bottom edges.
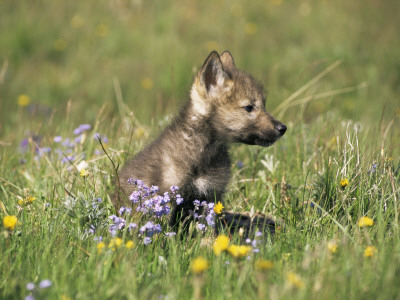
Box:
190, 256, 209, 274
255, 259, 274, 270
97, 242, 106, 254
227, 244, 252, 258
79, 169, 90, 178
109, 238, 123, 251
133, 127, 147, 139
3, 215, 18, 231
364, 246, 377, 257
26, 196, 36, 204
54, 39, 66, 51
270, 0, 283, 6
126, 240, 135, 249
96, 24, 109, 37
358, 216, 374, 228
213, 201, 224, 215
141, 78, 153, 90
70, 15, 84, 29
213, 235, 230, 255
17, 94, 30, 107
286, 271, 304, 289
245, 23, 258, 36
327, 241, 338, 254
340, 178, 349, 188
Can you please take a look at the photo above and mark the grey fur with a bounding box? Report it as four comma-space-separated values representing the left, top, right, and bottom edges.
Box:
113, 51, 286, 229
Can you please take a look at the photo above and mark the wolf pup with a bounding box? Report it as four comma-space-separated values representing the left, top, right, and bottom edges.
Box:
114, 51, 287, 230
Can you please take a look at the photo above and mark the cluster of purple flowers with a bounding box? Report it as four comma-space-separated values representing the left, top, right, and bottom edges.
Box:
25, 279, 52, 300
107, 180, 186, 245
245, 230, 263, 253
109, 213, 137, 237
106, 179, 220, 246
18, 124, 108, 163
128, 180, 183, 217
193, 200, 216, 232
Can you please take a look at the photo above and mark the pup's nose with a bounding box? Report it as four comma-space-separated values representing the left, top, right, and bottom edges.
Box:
276, 124, 287, 136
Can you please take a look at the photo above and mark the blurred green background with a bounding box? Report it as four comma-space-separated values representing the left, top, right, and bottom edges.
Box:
0, 0, 399, 139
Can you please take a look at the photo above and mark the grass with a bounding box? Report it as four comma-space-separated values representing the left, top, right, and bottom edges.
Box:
1, 0, 400, 299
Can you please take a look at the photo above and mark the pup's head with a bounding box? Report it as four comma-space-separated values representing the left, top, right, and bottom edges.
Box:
190, 51, 287, 147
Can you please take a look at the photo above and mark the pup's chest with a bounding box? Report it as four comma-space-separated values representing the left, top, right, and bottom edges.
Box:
191, 159, 231, 197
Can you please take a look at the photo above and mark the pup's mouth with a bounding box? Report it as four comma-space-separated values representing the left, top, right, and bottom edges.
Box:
254, 138, 277, 147
239, 135, 280, 147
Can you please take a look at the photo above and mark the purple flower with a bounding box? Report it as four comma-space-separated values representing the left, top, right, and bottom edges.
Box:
127, 178, 135, 185
119, 207, 132, 216
94, 236, 103, 242
139, 221, 155, 234
143, 237, 152, 245
88, 225, 96, 235
39, 279, 52, 289
139, 221, 162, 236
75, 135, 83, 144
150, 185, 159, 194
162, 193, 170, 204
162, 205, 171, 215
369, 163, 378, 174
74, 124, 91, 135
62, 138, 75, 148
94, 133, 108, 143
165, 232, 176, 237
25, 295, 35, 300
37, 147, 51, 157
245, 238, 251, 244
237, 161, 244, 168
170, 185, 179, 194
109, 215, 126, 231
206, 212, 215, 227
19, 138, 29, 153
54, 136, 62, 143
61, 155, 75, 163
176, 194, 184, 205
128, 223, 137, 232
193, 200, 200, 209
26, 282, 35, 291
91, 198, 102, 207
197, 223, 206, 231
135, 179, 144, 186
109, 214, 117, 221
129, 191, 140, 203
255, 231, 262, 237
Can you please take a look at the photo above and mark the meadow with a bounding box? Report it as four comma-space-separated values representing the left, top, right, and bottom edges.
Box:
1, 0, 400, 299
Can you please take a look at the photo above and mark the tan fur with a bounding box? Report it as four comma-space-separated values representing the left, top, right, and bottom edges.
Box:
113, 51, 287, 229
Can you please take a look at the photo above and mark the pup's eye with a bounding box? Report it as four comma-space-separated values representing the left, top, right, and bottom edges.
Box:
243, 105, 254, 112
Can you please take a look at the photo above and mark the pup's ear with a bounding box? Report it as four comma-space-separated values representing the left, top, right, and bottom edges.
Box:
200, 51, 229, 92
220, 51, 236, 73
